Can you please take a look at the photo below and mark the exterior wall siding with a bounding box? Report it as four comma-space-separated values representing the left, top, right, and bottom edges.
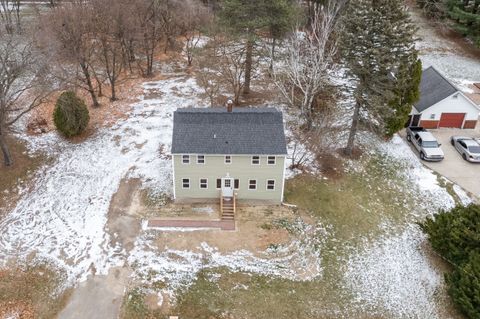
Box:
173, 154, 285, 203
419, 93, 480, 123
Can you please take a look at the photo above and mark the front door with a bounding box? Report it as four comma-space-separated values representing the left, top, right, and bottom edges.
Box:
221, 177, 234, 198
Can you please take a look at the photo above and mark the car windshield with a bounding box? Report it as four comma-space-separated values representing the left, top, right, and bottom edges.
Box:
468, 146, 480, 153
422, 141, 439, 148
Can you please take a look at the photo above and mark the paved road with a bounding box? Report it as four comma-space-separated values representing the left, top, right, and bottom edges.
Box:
402, 128, 480, 199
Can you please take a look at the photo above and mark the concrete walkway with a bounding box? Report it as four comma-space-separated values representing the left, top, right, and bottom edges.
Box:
148, 219, 236, 231
58, 267, 131, 319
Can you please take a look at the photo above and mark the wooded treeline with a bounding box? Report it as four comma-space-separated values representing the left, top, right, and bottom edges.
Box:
1, 0, 421, 170
417, 0, 480, 46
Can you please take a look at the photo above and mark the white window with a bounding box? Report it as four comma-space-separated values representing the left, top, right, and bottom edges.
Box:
182, 178, 190, 189
200, 178, 208, 189
225, 155, 232, 164
430, 114, 435, 119
248, 179, 257, 190
267, 156, 276, 165
197, 155, 205, 164
251, 156, 260, 165
267, 180, 275, 190
182, 155, 190, 164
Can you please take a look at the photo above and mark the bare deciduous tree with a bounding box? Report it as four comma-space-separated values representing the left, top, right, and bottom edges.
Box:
0, 35, 51, 166
0, 0, 21, 34
274, 2, 345, 130
175, 0, 212, 66
45, 3, 100, 107
132, 0, 164, 77
92, 0, 127, 101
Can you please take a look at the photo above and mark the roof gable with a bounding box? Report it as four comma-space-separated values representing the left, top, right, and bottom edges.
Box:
171, 107, 288, 155
415, 66, 458, 112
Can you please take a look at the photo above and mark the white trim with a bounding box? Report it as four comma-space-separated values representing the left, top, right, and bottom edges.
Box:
267, 156, 276, 165
199, 178, 208, 189
181, 154, 190, 164
280, 156, 286, 202
171, 153, 288, 156
248, 179, 257, 190
224, 155, 232, 164
172, 155, 176, 199
420, 91, 480, 113
197, 155, 205, 164
266, 179, 275, 191
181, 178, 190, 189
251, 156, 260, 165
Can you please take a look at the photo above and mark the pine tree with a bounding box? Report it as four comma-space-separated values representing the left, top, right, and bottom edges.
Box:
385, 58, 422, 137
219, 0, 297, 95
447, 0, 480, 46
340, 0, 418, 155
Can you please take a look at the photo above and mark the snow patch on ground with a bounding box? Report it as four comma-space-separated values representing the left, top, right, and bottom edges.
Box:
129, 220, 329, 299
453, 184, 473, 206
377, 134, 455, 210
0, 75, 203, 283
345, 226, 442, 318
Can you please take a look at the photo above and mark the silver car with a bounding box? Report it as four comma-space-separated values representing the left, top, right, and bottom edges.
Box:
450, 136, 480, 163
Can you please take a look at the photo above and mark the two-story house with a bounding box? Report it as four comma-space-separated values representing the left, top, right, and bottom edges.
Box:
171, 106, 288, 205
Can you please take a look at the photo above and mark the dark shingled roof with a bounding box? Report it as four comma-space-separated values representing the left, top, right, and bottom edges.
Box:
171, 107, 288, 155
414, 66, 459, 112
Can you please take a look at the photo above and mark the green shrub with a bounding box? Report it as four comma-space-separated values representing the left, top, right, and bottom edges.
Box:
420, 204, 480, 319
446, 252, 480, 319
53, 91, 89, 137
419, 204, 480, 265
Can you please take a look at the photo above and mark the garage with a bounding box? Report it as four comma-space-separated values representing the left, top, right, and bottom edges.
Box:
411, 67, 480, 130
439, 113, 465, 128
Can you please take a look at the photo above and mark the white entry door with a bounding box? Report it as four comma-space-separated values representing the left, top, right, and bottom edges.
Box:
221, 177, 234, 198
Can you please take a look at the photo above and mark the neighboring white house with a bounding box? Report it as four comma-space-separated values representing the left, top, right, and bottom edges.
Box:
408, 66, 480, 129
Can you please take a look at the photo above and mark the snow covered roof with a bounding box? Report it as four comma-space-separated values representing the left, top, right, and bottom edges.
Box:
414, 66, 459, 112
171, 107, 287, 155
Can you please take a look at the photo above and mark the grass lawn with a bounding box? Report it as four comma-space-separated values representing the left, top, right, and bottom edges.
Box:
131, 153, 461, 319
0, 263, 71, 319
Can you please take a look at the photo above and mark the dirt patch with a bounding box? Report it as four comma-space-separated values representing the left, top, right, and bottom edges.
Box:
151, 205, 294, 255
106, 178, 143, 253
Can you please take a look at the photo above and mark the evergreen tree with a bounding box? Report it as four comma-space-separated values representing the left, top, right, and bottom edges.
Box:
219, 0, 297, 95
340, 0, 418, 155
420, 204, 480, 319
447, 0, 480, 46
385, 58, 422, 137
53, 91, 90, 137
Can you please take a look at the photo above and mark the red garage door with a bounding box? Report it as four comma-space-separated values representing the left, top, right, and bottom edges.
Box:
439, 113, 465, 128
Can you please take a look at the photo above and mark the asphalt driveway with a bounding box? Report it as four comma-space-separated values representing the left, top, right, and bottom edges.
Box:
401, 127, 480, 199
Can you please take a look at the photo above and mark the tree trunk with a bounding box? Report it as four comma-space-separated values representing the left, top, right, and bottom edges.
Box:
269, 38, 276, 73
80, 62, 100, 107
110, 82, 117, 102
0, 128, 12, 167
243, 38, 253, 95
345, 98, 361, 156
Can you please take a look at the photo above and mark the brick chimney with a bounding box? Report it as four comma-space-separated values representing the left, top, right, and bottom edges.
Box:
226, 99, 233, 113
